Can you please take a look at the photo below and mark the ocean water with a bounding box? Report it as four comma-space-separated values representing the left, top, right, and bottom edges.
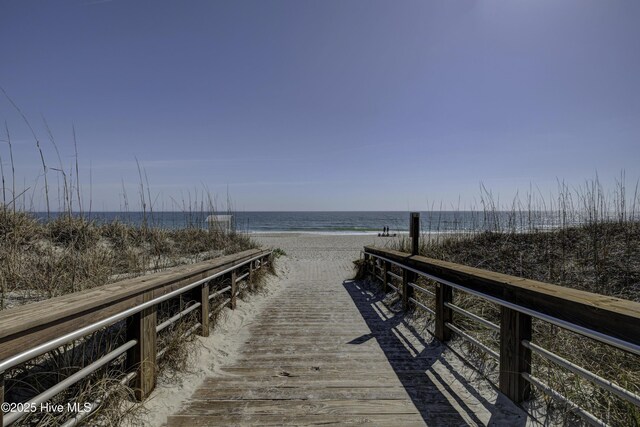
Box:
33, 211, 568, 234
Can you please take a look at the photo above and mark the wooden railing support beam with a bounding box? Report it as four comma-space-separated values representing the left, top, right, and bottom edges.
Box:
435, 283, 452, 342
382, 261, 390, 293
197, 282, 210, 337
363, 253, 370, 280
230, 270, 238, 309
126, 292, 157, 401
363, 245, 640, 348
499, 307, 532, 402
410, 212, 420, 256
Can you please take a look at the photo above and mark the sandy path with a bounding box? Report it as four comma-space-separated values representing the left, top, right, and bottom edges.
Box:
253, 232, 399, 262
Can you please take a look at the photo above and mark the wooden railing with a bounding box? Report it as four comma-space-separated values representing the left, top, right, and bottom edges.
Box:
363, 245, 640, 425
0, 248, 272, 426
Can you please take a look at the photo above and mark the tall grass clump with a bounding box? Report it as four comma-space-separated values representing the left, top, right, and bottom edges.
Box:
0, 97, 269, 425
0, 209, 259, 310
390, 176, 640, 426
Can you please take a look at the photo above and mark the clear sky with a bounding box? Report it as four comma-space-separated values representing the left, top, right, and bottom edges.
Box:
1, 0, 639, 211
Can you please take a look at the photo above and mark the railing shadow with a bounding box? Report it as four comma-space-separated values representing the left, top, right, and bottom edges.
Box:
342, 279, 528, 426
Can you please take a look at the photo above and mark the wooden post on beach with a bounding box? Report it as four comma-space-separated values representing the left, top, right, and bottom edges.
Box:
249, 260, 255, 291
371, 258, 376, 279
499, 307, 532, 402
126, 292, 157, 400
410, 212, 420, 256
230, 270, 238, 309
196, 281, 210, 337
382, 261, 389, 292
435, 283, 452, 342
364, 253, 372, 279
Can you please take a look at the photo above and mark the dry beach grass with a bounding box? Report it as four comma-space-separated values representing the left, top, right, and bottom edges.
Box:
384, 182, 640, 426
0, 208, 269, 426
0, 210, 257, 309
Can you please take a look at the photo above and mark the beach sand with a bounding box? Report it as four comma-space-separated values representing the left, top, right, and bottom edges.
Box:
140, 233, 531, 426
252, 232, 404, 261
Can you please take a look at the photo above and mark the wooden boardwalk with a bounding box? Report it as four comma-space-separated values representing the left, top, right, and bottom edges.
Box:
166, 258, 528, 426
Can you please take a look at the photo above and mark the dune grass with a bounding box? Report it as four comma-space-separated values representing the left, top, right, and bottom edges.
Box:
0, 205, 270, 426
379, 179, 640, 426
0, 209, 258, 310
0, 103, 281, 425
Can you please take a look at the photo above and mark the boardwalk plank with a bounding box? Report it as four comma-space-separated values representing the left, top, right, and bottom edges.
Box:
166, 257, 428, 426
167, 413, 427, 426
167, 255, 530, 426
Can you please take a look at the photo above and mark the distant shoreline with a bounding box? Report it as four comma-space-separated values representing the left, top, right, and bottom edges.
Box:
27, 210, 584, 235
247, 230, 407, 236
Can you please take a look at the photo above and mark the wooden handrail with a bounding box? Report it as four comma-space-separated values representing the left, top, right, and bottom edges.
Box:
0, 248, 269, 362
0, 248, 273, 426
364, 245, 640, 346
364, 244, 640, 410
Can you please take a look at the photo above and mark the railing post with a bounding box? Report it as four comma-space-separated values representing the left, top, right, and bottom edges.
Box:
370, 257, 376, 279
364, 254, 371, 279
382, 260, 389, 293
435, 283, 452, 342
499, 306, 532, 402
402, 269, 415, 311
369, 256, 374, 279
197, 281, 210, 337
230, 270, 238, 309
363, 253, 370, 279
410, 212, 420, 256
126, 292, 157, 400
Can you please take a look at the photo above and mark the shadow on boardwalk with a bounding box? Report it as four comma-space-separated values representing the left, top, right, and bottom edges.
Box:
343, 279, 529, 426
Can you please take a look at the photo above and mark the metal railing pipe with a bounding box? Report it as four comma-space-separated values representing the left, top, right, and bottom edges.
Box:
521, 373, 606, 427
387, 271, 402, 280
209, 285, 232, 300
522, 340, 640, 407
408, 282, 436, 297
60, 371, 137, 427
409, 297, 435, 316
445, 322, 499, 360
0, 251, 270, 373
364, 251, 640, 356
156, 302, 201, 333
444, 302, 500, 332
4, 340, 137, 426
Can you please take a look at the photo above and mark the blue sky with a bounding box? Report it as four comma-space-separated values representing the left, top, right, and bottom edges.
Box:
1, 0, 639, 211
